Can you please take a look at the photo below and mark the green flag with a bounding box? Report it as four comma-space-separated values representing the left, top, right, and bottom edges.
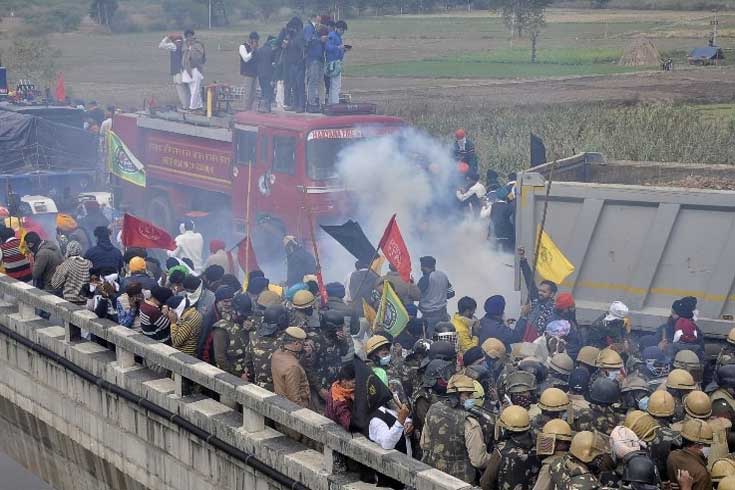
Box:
107, 131, 145, 187
375, 281, 409, 338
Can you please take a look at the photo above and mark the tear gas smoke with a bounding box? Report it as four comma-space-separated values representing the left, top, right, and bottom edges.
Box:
322, 127, 520, 317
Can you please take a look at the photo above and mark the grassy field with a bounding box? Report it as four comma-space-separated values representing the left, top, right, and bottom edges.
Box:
348, 47, 648, 78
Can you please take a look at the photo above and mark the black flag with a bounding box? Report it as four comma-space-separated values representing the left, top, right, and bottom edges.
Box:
351, 357, 394, 431
321, 220, 377, 266
530, 133, 546, 168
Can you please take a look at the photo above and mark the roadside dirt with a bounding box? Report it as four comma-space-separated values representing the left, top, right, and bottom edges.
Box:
347, 68, 735, 109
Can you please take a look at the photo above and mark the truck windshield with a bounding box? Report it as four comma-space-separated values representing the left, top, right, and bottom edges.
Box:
306, 137, 355, 181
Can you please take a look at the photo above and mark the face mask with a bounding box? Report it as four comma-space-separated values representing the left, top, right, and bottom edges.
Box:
702, 447, 711, 459
463, 398, 476, 411
380, 355, 391, 367
607, 370, 619, 381
638, 396, 650, 411
511, 393, 533, 409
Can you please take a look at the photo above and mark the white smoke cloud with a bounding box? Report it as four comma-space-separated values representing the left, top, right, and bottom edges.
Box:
321, 127, 520, 318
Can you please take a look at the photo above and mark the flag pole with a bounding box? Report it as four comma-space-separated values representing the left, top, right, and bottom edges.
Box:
532, 159, 556, 279
303, 188, 327, 306
244, 161, 253, 276
352, 213, 395, 313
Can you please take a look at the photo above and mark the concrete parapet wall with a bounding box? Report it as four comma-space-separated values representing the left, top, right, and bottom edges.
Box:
0, 275, 473, 490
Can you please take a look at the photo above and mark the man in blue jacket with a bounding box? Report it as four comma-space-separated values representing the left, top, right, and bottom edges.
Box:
325, 20, 349, 105
304, 14, 325, 113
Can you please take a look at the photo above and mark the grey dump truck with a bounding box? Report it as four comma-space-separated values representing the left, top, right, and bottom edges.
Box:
514, 152, 735, 338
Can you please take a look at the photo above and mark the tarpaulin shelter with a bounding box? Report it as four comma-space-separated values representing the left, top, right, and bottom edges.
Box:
0, 109, 98, 173
688, 47, 724, 65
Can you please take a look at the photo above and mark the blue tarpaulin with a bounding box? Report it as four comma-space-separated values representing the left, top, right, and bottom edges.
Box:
689, 47, 724, 60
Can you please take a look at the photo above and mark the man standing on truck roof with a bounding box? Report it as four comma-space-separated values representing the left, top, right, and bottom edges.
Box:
255, 36, 276, 113
158, 33, 189, 111
182, 29, 206, 112
238, 32, 260, 112
304, 13, 326, 113
279, 17, 306, 113
325, 20, 349, 106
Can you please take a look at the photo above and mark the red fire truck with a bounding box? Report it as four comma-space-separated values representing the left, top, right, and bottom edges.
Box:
112, 108, 404, 243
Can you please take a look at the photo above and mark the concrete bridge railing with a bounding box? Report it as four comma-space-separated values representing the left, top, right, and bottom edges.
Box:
0, 274, 473, 490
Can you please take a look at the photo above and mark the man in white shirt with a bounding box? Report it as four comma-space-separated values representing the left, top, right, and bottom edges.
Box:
368, 402, 412, 456
182, 29, 206, 111
238, 32, 260, 111
158, 33, 189, 110
169, 220, 204, 274
456, 172, 487, 217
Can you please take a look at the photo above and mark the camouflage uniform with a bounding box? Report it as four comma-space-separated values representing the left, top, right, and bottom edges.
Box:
533, 454, 566, 490
247, 330, 282, 391
481, 433, 541, 490
303, 330, 348, 402
648, 426, 682, 482
573, 404, 621, 434
288, 307, 320, 330
420, 400, 480, 483
549, 454, 603, 490
212, 315, 250, 378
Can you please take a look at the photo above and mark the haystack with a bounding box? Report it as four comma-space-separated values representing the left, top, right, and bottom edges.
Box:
619, 37, 661, 66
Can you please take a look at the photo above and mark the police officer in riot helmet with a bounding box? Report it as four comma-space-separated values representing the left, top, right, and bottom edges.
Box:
575, 377, 622, 434
480, 405, 540, 490
620, 452, 659, 490
421, 374, 492, 483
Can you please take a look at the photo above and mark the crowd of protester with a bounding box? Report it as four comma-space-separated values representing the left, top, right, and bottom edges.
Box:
4, 208, 735, 490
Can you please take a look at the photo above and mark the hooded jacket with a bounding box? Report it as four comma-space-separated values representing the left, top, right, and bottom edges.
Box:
32, 240, 64, 291
84, 238, 124, 274
50, 242, 91, 303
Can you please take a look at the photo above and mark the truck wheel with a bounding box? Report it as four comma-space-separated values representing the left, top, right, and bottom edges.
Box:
147, 196, 175, 235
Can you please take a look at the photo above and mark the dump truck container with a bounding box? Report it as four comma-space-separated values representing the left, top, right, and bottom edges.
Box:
515, 152, 735, 338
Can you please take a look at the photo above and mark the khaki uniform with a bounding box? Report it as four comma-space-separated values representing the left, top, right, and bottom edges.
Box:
549, 454, 602, 490
271, 348, 312, 409
420, 400, 490, 483
666, 449, 712, 490
707, 417, 732, 468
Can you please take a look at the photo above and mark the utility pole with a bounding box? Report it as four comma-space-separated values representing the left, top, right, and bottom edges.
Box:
209, 0, 212, 29
711, 10, 719, 46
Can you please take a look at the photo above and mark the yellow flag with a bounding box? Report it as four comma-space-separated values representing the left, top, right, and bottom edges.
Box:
363, 299, 377, 327
536, 228, 575, 284
370, 254, 386, 275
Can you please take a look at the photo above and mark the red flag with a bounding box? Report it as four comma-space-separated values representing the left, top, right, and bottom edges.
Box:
237, 236, 259, 274
121, 213, 176, 250
378, 214, 411, 282
54, 72, 65, 102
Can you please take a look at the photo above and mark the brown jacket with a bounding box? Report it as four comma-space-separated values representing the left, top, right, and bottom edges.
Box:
376, 271, 421, 305
271, 348, 312, 409
667, 449, 712, 490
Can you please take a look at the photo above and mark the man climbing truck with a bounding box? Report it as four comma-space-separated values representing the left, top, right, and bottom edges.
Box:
111, 107, 404, 244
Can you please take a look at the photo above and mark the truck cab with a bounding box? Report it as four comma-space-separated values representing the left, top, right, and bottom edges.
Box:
112, 107, 404, 244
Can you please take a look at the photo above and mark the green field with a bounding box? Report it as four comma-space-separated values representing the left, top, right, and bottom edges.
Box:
349, 47, 650, 78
